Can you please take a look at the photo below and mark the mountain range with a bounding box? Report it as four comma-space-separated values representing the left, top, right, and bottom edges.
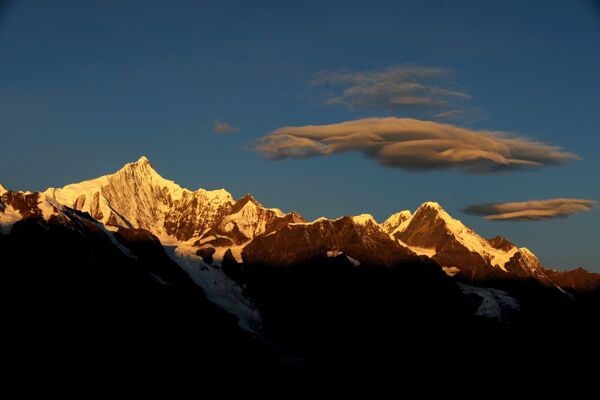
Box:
2, 156, 599, 379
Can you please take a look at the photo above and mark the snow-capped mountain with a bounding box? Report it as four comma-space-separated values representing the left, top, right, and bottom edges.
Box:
2, 156, 598, 304
43, 156, 235, 242
3, 156, 600, 377
42, 156, 303, 261
383, 201, 545, 282
381, 210, 412, 234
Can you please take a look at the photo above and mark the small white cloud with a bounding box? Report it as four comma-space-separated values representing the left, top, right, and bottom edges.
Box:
213, 120, 239, 134
464, 199, 597, 221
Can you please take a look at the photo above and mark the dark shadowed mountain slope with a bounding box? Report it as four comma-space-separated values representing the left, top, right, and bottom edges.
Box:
0, 190, 277, 380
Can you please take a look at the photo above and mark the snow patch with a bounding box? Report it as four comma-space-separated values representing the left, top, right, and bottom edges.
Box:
218, 200, 277, 240
327, 250, 343, 257
381, 210, 412, 233
0, 204, 21, 235
37, 200, 56, 221
290, 216, 349, 226
409, 246, 437, 258
98, 224, 138, 260
166, 245, 263, 334
196, 188, 234, 205
442, 266, 460, 277
149, 273, 169, 285
197, 235, 217, 244
326, 250, 361, 266
346, 255, 361, 267
265, 207, 286, 218
210, 240, 251, 264
518, 247, 541, 272
459, 283, 520, 321
351, 214, 376, 226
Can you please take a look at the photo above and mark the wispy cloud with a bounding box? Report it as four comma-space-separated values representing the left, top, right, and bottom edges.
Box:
256, 117, 579, 174
311, 65, 474, 119
212, 120, 239, 134
433, 109, 476, 121
463, 199, 597, 221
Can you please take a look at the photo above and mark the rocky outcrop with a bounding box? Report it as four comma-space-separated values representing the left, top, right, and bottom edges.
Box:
1, 191, 43, 218
197, 194, 306, 246
544, 267, 600, 294
487, 236, 515, 251
243, 215, 424, 268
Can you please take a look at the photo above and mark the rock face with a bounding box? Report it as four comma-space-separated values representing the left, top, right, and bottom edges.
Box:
42, 157, 304, 255
381, 210, 412, 233
383, 202, 546, 284
544, 268, 600, 294
43, 156, 235, 241
197, 194, 305, 247
243, 215, 425, 268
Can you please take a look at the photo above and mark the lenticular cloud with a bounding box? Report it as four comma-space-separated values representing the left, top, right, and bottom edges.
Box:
256, 117, 579, 174
463, 199, 597, 221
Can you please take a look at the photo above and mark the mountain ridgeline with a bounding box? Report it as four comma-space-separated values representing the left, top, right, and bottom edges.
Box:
1, 157, 599, 379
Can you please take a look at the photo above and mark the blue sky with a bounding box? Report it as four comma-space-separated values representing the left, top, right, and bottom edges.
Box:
1, 0, 599, 271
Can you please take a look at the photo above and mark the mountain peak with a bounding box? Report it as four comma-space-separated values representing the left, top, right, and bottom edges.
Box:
393, 200, 527, 272
230, 193, 261, 214
488, 236, 515, 251
412, 201, 455, 226
351, 214, 377, 226
0, 183, 6, 195
381, 210, 412, 234
121, 156, 158, 174
519, 247, 535, 258
418, 201, 445, 212
237, 193, 260, 205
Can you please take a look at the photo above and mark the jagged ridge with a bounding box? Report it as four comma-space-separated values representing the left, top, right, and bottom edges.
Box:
2, 156, 597, 294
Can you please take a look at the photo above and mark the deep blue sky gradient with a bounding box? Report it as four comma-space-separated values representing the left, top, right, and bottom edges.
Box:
1, 0, 599, 270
